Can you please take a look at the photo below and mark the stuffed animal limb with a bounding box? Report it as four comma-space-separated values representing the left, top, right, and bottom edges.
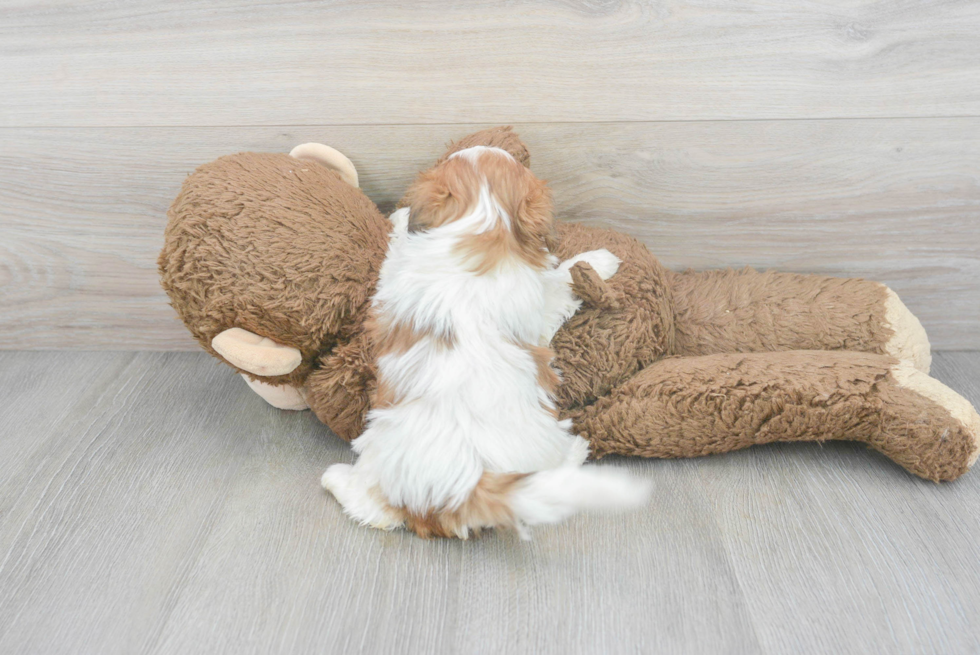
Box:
668, 268, 931, 373
569, 350, 980, 482
539, 249, 622, 345
550, 221, 976, 480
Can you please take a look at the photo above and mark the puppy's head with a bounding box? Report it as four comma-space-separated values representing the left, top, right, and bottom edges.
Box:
402, 146, 556, 272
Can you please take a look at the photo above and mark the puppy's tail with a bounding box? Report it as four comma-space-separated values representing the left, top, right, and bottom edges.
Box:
507, 465, 652, 539
425, 455, 650, 539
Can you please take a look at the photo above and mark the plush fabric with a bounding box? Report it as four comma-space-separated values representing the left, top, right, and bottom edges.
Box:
669, 268, 893, 357
569, 351, 975, 482
160, 152, 389, 388
550, 223, 675, 411
159, 128, 980, 482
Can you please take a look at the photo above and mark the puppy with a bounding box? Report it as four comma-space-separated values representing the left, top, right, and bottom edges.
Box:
322, 146, 650, 539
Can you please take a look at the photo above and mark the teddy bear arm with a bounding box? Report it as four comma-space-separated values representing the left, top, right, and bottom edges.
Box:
538, 250, 623, 345
567, 261, 622, 309
568, 350, 979, 482
667, 268, 931, 373
305, 333, 377, 442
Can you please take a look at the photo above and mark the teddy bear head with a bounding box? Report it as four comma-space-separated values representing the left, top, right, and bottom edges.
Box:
159, 151, 391, 388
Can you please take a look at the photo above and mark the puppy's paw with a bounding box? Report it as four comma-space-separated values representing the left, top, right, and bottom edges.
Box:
321, 463, 353, 493
321, 464, 405, 531
576, 249, 621, 281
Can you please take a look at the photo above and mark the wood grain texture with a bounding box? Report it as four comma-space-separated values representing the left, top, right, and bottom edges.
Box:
1, 120, 978, 350
0, 350, 978, 654
1, 0, 980, 127
697, 350, 980, 655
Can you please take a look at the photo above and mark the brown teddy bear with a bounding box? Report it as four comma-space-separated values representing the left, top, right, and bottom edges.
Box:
159, 128, 980, 483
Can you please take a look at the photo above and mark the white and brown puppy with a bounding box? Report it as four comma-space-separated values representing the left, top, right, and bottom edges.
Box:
321, 146, 651, 539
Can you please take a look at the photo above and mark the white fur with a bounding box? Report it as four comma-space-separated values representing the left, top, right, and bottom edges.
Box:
321, 461, 404, 530
389, 206, 410, 236
510, 466, 653, 537
322, 146, 648, 535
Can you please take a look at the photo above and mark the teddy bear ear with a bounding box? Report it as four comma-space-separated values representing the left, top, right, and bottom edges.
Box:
289, 143, 359, 188
211, 328, 303, 377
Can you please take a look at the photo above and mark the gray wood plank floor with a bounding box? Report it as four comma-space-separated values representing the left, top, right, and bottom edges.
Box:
1, 352, 979, 654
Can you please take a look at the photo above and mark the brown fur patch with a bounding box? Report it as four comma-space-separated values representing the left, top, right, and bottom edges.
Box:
366, 309, 455, 358
569, 350, 977, 482
479, 151, 557, 260
456, 221, 517, 275
401, 157, 480, 234
528, 344, 560, 394
365, 308, 455, 410
389, 472, 529, 539
456, 152, 556, 273
403, 148, 556, 274
668, 267, 894, 358
526, 344, 560, 417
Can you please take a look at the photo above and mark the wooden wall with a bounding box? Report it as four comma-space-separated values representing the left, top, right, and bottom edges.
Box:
1, 1, 978, 349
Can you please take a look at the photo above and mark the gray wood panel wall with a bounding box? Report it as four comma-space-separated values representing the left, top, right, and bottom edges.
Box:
1, 1, 978, 350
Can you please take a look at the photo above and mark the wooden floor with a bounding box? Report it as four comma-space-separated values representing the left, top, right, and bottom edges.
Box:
0, 350, 977, 654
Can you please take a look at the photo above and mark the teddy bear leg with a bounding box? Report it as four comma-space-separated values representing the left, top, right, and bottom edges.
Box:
668, 269, 931, 373
568, 351, 979, 482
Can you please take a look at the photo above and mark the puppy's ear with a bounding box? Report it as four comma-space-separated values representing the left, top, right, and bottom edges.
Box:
406, 182, 437, 234
544, 219, 559, 253
403, 172, 444, 234
403, 159, 477, 233
513, 174, 556, 259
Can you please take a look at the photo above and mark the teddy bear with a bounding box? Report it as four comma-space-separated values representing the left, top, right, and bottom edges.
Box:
159, 127, 980, 483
